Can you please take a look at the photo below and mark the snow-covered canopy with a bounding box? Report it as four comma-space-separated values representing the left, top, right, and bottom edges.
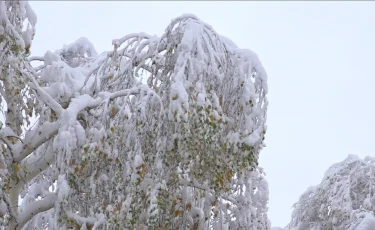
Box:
288, 155, 375, 230
1, 3, 269, 229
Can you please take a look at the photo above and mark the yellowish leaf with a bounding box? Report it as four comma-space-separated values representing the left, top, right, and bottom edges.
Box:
219, 178, 224, 187
111, 107, 117, 116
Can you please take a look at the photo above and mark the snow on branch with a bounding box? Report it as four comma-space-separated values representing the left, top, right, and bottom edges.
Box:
16, 193, 56, 230
1, 5, 269, 229
13, 121, 59, 162
287, 155, 375, 230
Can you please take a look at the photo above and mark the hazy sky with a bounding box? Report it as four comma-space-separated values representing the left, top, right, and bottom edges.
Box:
29, 1, 375, 228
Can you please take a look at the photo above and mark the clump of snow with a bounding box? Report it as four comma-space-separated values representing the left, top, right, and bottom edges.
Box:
43, 51, 61, 65
323, 154, 360, 180
40, 60, 87, 104
220, 35, 238, 49
0, 24, 4, 35
22, 24, 34, 49
75, 122, 86, 147
57, 175, 70, 202
134, 155, 143, 168
168, 81, 189, 121
62, 37, 98, 57
0, 200, 6, 216
25, 2, 37, 26
356, 213, 375, 230
242, 129, 262, 146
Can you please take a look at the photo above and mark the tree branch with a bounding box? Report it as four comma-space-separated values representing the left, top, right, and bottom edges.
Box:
13, 121, 60, 162
15, 192, 56, 230
17, 143, 55, 187
28, 56, 44, 62
27, 81, 63, 115
66, 211, 96, 228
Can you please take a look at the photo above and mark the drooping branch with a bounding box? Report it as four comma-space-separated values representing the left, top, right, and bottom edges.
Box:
28, 56, 44, 62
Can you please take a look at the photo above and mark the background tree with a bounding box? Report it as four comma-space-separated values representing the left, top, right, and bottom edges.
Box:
287, 155, 375, 230
0, 1, 269, 229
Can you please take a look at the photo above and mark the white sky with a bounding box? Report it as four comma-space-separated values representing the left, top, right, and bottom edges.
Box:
29, 1, 375, 228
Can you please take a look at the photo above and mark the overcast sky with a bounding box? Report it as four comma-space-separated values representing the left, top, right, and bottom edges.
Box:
29, 1, 375, 228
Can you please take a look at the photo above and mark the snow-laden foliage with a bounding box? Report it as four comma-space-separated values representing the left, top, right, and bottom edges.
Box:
287, 155, 375, 230
0, 1, 269, 229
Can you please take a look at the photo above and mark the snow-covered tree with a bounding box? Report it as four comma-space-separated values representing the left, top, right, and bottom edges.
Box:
287, 155, 375, 230
0, 1, 269, 229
